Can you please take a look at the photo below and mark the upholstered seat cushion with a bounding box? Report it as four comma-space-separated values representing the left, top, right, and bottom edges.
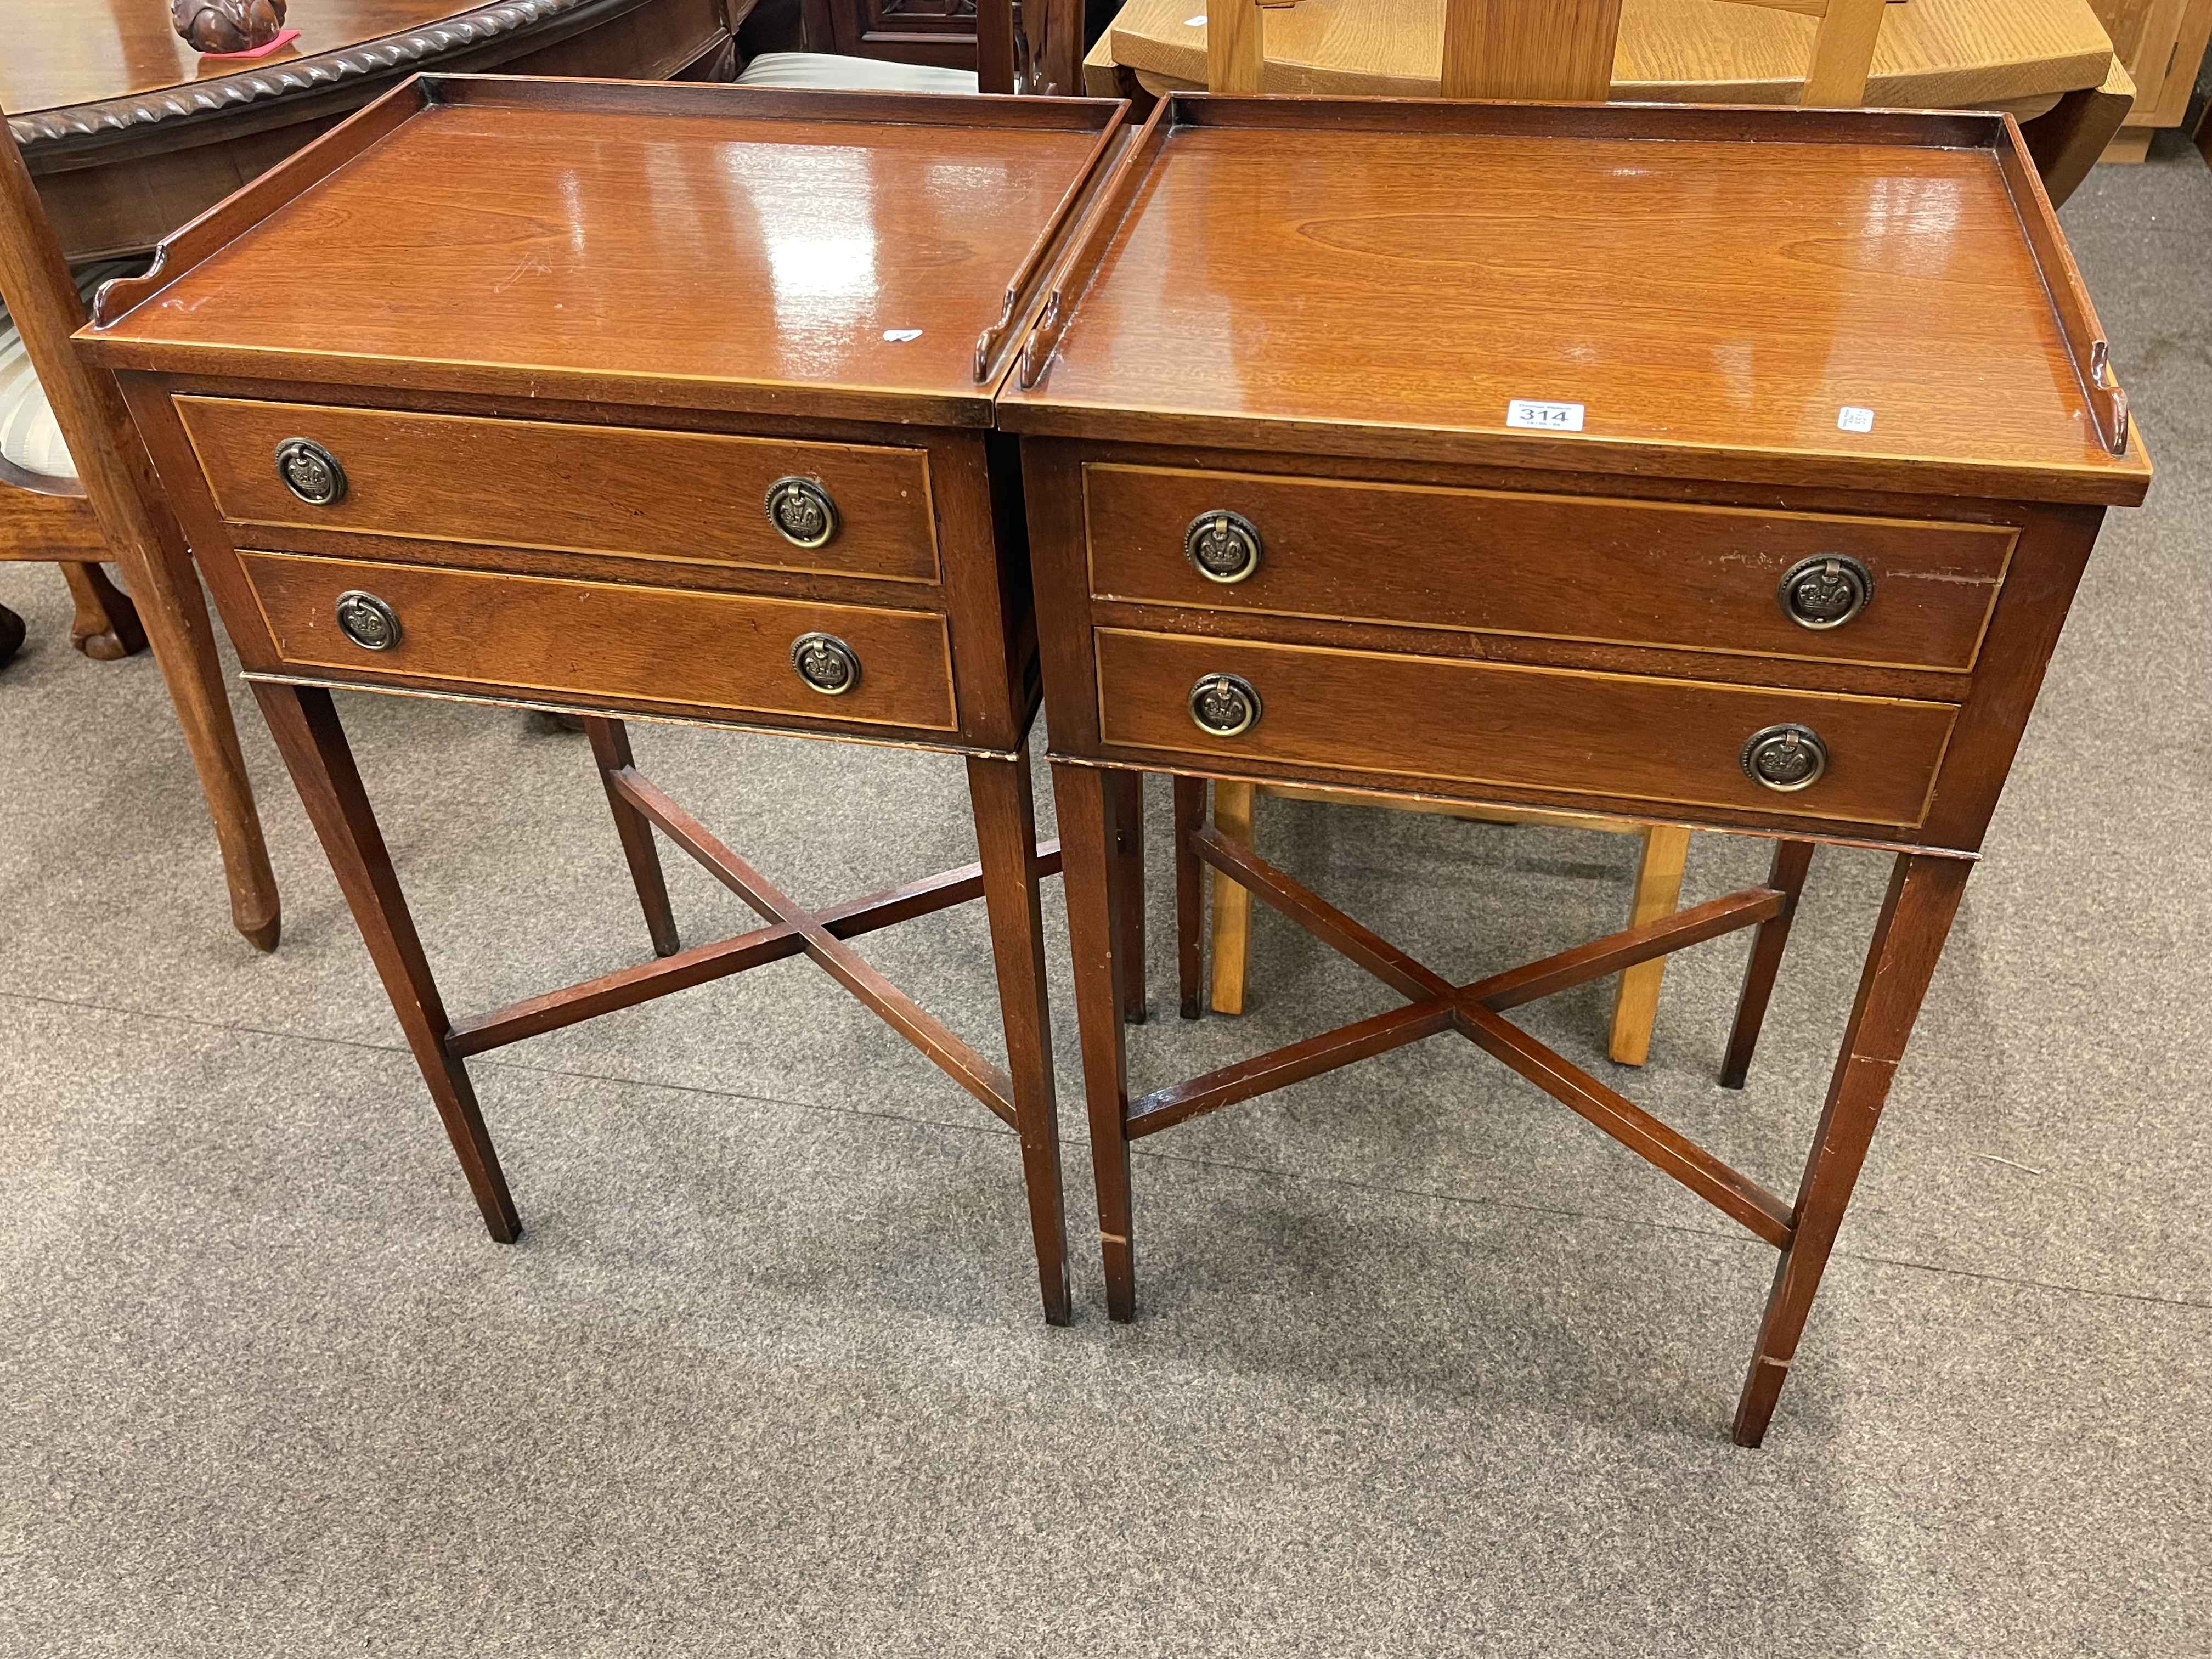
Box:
0, 260, 144, 486
734, 52, 980, 94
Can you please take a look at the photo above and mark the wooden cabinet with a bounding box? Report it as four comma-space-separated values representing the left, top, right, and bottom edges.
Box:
2091, 0, 2212, 155
797, 0, 1092, 95
811, 0, 983, 69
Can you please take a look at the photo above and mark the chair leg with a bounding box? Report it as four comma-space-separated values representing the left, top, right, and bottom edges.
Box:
0, 601, 21, 667
1208, 779, 1256, 1016
251, 682, 521, 1243
1108, 770, 1146, 1023
1052, 760, 1138, 1321
1172, 775, 1206, 1019
580, 716, 680, 957
1720, 839, 1818, 1090
1733, 853, 1969, 1447
0, 127, 277, 951
1607, 823, 1691, 1065
968, 744, 1071, 1326
59, 561, 144, 660
124, 523, 281, 952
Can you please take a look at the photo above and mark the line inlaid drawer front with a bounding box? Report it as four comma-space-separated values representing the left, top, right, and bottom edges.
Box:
1094, 628, 1957, 826
241, 552, 957, 731
1085, 465, 2016, 673
180, 398, 941, 583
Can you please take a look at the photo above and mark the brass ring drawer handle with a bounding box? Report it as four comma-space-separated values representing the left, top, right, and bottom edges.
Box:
1741, 724, 1827, 792
791, 631, 861, 696
275, 437, 347, 506
1189, 672, 1262, 737
1184, 510, 1262, 584
1778, 554, 1872, 629
766, 476, 839, 549
334, 590, 400, 652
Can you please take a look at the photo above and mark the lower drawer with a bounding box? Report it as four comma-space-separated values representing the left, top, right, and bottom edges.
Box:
1094, 628, 1957, 826
241, 552, 957, 732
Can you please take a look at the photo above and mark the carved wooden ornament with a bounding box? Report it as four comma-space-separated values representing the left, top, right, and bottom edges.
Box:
171, 0, 289, 55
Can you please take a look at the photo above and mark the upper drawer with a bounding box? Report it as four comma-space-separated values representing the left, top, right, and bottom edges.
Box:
178, 397, 940, 584
1085, 465, 2016, 673
240, 551, 956, 733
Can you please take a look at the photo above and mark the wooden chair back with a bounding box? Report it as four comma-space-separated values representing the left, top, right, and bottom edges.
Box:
983, 0, 1089, 96
0, 100, 281, 945
1206, 0, 1892, 105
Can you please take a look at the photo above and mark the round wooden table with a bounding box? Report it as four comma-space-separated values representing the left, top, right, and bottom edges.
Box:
4, 0, 738, 260
1091, 0, 2133, 204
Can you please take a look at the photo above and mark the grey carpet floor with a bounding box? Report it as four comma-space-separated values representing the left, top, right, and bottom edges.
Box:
4, 142, 2209, 1658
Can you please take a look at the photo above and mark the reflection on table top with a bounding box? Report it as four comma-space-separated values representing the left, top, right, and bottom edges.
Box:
89, 97, 1110, 411
0, 0, 508, 116
1002, 112, 2147, 500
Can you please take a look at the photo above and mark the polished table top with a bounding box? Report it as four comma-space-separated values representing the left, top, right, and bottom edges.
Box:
1001, 100, 2148, 505
85, 83, 1121, 424
1106, 0, 2119, 107
2, 0, 548, 118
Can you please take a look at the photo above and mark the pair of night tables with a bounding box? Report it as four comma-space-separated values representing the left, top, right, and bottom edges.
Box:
79, 77, 2147, 1444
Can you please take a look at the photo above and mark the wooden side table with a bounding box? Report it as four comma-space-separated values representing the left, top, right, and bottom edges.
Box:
78, 76, 1130, 1322
1000, 95, 2150, 1440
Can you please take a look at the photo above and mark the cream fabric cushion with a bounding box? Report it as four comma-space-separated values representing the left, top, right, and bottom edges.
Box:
735, 52, 980, 94
0, 260, 145, 484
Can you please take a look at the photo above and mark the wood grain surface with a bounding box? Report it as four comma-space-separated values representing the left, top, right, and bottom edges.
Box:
1109, 0, 2118, 105
240, 549, 959, 731
178, 396, 943, 583
4, 0, 515, 115
82, 83, 1121, 426
1000, 102, 2149, 505
1093, 626, 1959, 825
1084, 462, 2018, 672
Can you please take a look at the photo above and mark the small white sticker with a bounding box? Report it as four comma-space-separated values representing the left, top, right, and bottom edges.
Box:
883, 328, 923, 343
1506, 398, 1585, 433
1837, 405, 1875, 433
1184, 13, 1205, 23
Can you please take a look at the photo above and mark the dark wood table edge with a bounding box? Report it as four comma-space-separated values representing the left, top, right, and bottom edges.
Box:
9, 0, 708, 156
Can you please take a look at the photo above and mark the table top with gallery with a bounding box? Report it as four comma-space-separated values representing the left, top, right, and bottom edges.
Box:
78, 78, 2145, 1446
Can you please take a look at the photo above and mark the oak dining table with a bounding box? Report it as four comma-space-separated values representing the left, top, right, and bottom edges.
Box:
1085, 0, 2137, 205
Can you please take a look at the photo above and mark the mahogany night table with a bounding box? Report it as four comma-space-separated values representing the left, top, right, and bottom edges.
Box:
77, 75, 1133, 1324
997, 95, 2151, 1440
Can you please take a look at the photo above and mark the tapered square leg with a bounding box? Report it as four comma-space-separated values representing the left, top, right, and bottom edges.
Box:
1053, 761, 1138, 1321
1172, 775, 1207, 1020
1720, 839, 1818, 1090
1733, 852, 1969, 1446
1606, 823, 1690, 1066
1108, 770, 1147, 1024
251, 683, 520, 1243
582, 716, 681, 958
967, 746, 1071, 1326
1208, 780, 1256, 1015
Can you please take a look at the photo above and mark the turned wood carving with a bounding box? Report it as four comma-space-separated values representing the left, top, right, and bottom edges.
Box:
171, 0, 289, 54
